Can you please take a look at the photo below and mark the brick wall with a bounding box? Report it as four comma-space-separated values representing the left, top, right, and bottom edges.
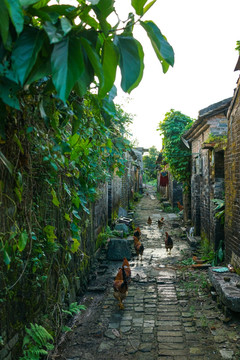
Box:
187, 103, 229, 245
225, 84, 240, 265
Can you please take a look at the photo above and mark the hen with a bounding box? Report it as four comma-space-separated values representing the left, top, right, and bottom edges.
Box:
165, 232, 173, 255
147, 216, 152, 225
133, 235, 144, 261
158, 217, 164, 228
113, 265, 128, 309
177, 201, 184, 212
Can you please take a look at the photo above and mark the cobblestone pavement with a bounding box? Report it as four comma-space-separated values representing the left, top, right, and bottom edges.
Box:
53, 186, 240, 360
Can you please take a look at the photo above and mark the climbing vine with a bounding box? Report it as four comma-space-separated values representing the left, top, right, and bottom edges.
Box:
0, 0, 175, 356
158, 109, 194, 187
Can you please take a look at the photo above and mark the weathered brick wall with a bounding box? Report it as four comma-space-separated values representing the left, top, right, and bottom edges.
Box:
225, 84, 240, 265
191, 174, 201, 235
200, 149, 211, 239
190, 112, 228, 244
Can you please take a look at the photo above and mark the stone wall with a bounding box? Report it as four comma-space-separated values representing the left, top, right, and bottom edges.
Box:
225, 81, 240, 265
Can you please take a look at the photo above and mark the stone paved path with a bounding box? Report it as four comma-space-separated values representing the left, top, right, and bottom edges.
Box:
52, 185, 240, 360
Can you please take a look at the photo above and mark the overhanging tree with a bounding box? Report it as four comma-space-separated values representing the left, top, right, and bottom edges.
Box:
0, 0, 174, 114
158, 110, 194, 188
143, 146, 159, 181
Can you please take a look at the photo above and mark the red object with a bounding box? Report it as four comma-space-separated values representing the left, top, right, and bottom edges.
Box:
160, 172, 168, 187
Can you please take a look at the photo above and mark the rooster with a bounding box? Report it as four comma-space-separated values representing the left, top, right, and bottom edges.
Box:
177, 201, 184, 212
158, 217, 164, 228
147, 216, 152, 225
165, 232, 173, 255
122, 257, 131, 284
133, 235, 144, 261
113, 265, 128, 309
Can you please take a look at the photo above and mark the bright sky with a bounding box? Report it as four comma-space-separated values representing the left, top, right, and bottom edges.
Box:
115, 0, 240, 150
53, 0, 240, 150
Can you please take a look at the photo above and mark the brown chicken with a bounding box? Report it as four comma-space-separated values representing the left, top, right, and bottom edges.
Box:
147, 216, 152, 225
113, 265, 128, 309
133, 226, 141, 239
177, 201, 184, 212
158, 217, 164, 228
165, 232, 173, 255
122, 257, 131, 284
133, 235, 144, 260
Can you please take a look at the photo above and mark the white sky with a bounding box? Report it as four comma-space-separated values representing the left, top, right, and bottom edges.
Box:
53, 0, 240, 150
114, 0, 240, 150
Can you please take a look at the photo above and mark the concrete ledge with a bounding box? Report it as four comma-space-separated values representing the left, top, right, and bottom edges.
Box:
208, 267, 240, 312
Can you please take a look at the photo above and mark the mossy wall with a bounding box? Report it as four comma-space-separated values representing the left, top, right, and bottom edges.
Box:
0, 160, 136, 360
225, 84, 240, 265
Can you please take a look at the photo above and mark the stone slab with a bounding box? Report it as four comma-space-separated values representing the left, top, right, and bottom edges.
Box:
208, 267, 240, 312
107, 238, 132, 260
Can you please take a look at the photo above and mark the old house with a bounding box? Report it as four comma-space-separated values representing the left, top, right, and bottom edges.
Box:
182, 97, 231, 250
225, 68, 240, 267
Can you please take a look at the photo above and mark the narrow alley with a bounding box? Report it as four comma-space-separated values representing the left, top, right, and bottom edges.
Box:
52, 186, 240, 360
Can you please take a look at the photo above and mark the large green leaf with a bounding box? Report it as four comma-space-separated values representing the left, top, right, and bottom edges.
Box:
115, 35, 144, 93
93, 0, 114, 18
51, 36, 84, 103
12, 27, 44, 85
0, 2, 9, 46
19, 0, 41, 6
0, 77, 20, 110
60, 17, 72, 36
73, 45, 94, 98
4, 0, 24, 35
143, 0, 157, 15
43, 21, 64, 44
18, 230, 28, 251
0, 150, 14, 174
99, 39, 118, 97
40, 4, 77, 17
33, 0, 50, 9
92, 0, 113, 35
131, 0, 147, 15
140, 20, 174, 72
80, 37, 105, 97
26, 56, 51, 85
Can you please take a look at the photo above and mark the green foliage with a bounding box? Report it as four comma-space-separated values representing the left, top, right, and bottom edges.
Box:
62, 302, 86, 317
143, 146, 159, 180
205, 133, 227, 149
0, 0, 174, 107
212, 198, 225, 224
96, 226, 112, 249
199, 235, 224, 266
0, 0, 175, 354
19, 323, 54, 360
158, 110, 194, 186
179, 271, 208, 296
236, 40, 240, 52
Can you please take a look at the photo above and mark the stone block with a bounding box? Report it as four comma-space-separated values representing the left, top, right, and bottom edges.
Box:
114, 223, 129, 234
118, 207, 128, 217
208, 267, 240, 312
107, 238, 131, 260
